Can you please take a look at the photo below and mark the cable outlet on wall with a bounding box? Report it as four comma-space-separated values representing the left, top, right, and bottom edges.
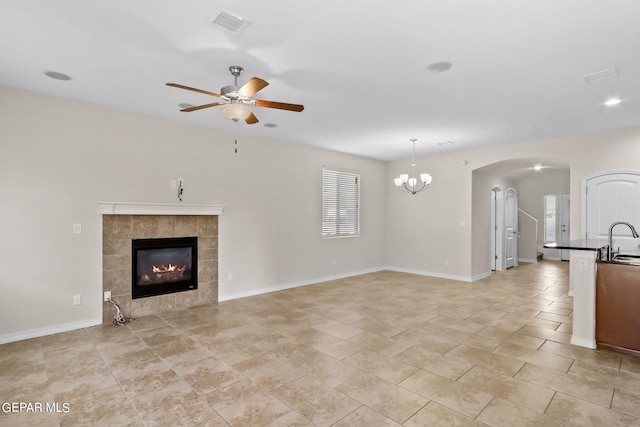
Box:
104, 291, 111, 301
579, 259, 588, 270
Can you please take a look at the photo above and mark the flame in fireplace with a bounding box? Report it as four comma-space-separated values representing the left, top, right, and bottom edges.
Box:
140, 263, 189, 284
152, 263, 187, 273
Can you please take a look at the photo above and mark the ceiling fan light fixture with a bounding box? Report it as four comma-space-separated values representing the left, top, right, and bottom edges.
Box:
221, 103, 251, 121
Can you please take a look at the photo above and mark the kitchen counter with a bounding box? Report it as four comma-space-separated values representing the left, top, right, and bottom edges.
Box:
544, 240, 609, 349
544, 239, 607, 250
544, 239, 607, 256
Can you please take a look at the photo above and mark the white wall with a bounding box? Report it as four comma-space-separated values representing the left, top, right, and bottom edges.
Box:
385, 152, 474, 281
0, 86, 387, 341
4, 84, 640, 342
517, 170, 570, 260
471, 172, 517, 273
387, 126, 640, 280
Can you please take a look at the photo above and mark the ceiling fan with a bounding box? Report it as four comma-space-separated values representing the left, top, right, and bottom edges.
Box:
166, 66, 304, 124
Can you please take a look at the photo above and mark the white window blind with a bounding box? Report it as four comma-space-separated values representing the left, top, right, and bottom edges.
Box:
322, 167, 360, 237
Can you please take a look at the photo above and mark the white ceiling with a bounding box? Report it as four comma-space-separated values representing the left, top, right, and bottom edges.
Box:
2, 0, 639, 161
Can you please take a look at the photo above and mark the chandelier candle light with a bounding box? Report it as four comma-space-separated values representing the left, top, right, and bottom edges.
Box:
394, 138, 433, 195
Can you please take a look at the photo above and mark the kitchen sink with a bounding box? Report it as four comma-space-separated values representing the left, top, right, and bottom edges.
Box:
611, 254, 640, 266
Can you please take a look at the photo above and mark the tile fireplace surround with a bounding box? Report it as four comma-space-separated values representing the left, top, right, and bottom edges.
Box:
100, 202, 223, 324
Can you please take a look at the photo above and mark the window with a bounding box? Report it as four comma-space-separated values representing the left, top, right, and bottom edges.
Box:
544, 194, 557, 243
322, 167, 360, 237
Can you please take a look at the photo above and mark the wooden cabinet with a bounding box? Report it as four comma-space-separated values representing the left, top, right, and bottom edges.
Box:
596, 262, 640, 356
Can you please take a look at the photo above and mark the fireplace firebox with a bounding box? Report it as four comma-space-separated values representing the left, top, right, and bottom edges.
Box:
132, 237, 198, 299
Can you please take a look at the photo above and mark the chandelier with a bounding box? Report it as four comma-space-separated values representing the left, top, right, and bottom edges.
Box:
393, 138, 432, 195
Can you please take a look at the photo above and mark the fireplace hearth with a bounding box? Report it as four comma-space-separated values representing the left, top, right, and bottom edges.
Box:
101, 212, 219, 323
132, 236, 198, 299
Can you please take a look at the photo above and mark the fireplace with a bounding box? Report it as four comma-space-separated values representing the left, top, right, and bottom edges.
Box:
132, 236, 198, 299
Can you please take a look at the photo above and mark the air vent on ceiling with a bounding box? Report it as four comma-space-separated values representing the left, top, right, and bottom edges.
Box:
209, 8, 252, 36
581, 68, 618, 84
437, 141, 454, 146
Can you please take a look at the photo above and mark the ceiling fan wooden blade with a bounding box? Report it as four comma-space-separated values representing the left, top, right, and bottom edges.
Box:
239, 77, 269, 98
254, 99, 304, 112
166, 83, 220, 97
180, 102, 223, 112
245, 111, 259, 124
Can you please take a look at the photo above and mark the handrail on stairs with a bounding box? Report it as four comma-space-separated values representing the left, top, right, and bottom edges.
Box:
517, 207, 539, 248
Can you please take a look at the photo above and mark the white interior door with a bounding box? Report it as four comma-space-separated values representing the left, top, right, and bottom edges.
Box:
505, 188, 517, 268
560, 192, 570, 261
491, 189, 497, 270
586, 172, 640, 253
490, 187, 504, 271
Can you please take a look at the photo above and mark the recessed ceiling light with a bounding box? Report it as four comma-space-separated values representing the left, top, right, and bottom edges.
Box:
44, 71, 71, 81
533, 164, 543, 171
428, 62, 452, 74
604, 98, 622, 106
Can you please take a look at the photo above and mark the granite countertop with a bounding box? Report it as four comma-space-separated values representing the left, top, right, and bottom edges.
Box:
544, 239, 608, 251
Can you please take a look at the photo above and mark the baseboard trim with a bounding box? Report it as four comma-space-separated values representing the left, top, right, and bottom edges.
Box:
218, 267, 386, 301
219, 266, 493, 302
471, 271, 492, 281
0, 318, 103, 345
384, 266, 488, 283
571, 335, 596, 349
518, 258, 539, 263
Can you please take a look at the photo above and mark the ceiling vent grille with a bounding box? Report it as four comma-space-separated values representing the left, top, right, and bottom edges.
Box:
581, 68, 619, 84
209, 9, 251, 36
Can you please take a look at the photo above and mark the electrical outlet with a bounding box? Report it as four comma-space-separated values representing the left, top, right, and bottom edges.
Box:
104, 291, 111, 301
228, 273, 233, 281
73, 294, 82, 306
170, 180, 177, 189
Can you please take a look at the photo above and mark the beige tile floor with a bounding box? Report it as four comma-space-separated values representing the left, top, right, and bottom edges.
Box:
2, 260, 640, 426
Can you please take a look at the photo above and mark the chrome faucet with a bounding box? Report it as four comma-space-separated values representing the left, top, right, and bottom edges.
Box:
607, 221, 640, 260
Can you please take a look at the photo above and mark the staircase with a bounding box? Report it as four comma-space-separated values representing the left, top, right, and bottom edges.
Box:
518, 208, 540, 263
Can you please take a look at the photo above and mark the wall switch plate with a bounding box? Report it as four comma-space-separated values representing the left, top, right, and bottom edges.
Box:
104, 291, 111, 301
73, 294, 82, 306
170, 180, 177, 189
228, 273, 233, 281
72, 223, 82, 234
